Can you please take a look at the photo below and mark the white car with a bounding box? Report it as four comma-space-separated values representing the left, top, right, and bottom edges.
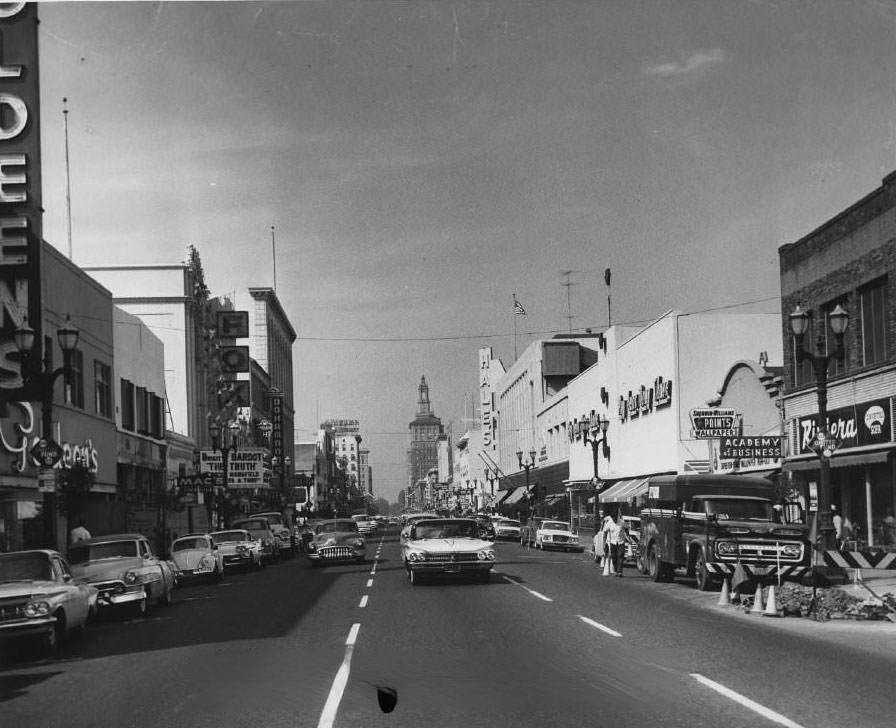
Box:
170, 534, 224, 583
211, 529, 264, 571
534, 520, 582, 552
492, 517, 521, 541
402, 518, 496, 585
351, 514, 379, 535
251, 511, 296, 557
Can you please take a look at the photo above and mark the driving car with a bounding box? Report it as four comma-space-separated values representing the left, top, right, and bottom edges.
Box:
533, 519, 582, 552
230, 516, 280, 563
491, 517, 521, 541
210, 529, 264, 570
251, 511, 296, 557
170, 534, 225, 583
401, 518, 497, 585
306, 519, 367, 566
0, 549, 97, 656
68, 533, 176, 618
351, 514, 379, 535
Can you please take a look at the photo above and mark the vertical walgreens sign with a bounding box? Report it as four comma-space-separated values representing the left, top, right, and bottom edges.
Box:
0, 2, 42, 398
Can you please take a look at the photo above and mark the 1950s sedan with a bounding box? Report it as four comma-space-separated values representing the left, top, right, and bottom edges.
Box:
306, 519, 366, 566
401, 518, 496, 585
0, 550, 96, 656
68, 533, 175, 618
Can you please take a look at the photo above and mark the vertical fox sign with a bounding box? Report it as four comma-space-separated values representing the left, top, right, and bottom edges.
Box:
0, 3, 42, 399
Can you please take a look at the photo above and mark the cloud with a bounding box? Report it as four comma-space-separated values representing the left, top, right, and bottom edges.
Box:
643, 48, 727, 78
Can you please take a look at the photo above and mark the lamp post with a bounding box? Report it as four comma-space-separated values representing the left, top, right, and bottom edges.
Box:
517, 449, 537, 523
271, 455, 292, 509
14, 317, 80, 549
209, 420, 239, 529
789, 303, 849, 565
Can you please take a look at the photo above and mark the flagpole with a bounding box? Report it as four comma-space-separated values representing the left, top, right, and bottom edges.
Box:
512, 293, 518, 360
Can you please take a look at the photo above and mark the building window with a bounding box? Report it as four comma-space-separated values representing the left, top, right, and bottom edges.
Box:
860, 277, 887, 366
136, 386, 148, 434
69, 349, 84, 408
94, 361, 113, 418
121, 379, 135, 430
793, 309, 815, 387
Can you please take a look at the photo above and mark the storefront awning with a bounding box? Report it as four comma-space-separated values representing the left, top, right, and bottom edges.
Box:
500, 487, 527, 504
783, 446, 893, 472
598, 477, 650, 504
543, 493, 568, 505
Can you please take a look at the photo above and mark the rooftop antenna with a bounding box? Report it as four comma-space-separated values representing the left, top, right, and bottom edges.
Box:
63, 98, 73, 260
560, 270, 578, 333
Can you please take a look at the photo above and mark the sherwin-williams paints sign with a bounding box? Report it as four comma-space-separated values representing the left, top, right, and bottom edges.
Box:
0, 3, 42, 399
797, 398, 891, 454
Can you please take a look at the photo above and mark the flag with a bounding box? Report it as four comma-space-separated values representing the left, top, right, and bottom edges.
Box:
513, 296, 527, 316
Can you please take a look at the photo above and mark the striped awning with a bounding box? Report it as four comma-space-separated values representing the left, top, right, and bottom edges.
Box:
500, 487, 527, 504
598, 477, 650, 504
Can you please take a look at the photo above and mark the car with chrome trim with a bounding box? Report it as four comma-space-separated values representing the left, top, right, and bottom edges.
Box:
401, 517, 496, 585
170, 534, 225, 583
491, 517, 521, 541
68, 534, 175, 618
306, 519, 366, 566
351, 513, 379, 536
230, 516, 281, 564
399, 513, 439, 544
533, 519, 582, 552
210, 529, 264, 570
251, 511, 296, 557
0, 549, 96, 656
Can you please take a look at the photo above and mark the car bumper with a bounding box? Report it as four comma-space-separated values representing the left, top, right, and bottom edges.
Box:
407, 563, 493, 575
495, 531, 520, 540
222, 554, 255, 567
0, 615, 57, 639
92, 587, 146, 608
175, 565, 216, 578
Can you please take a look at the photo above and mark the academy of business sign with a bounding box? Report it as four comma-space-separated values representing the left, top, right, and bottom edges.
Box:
690, 408, 741, 438
720, 436, 782, 460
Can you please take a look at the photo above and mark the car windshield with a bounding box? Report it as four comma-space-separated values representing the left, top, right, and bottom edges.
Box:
68, 540, 139, 564
498, 520, 520, 527
0, 552, 52, 582
233, 520, 267, 530
212, 531, 249, 543
414, 520, 478, 539
173, 537, 209, 551
317, 521, 358, 534
543, 521, 569, 531
702, 498, 773, 521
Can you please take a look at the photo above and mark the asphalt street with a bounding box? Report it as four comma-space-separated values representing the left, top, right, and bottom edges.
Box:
1, 528, 894, 728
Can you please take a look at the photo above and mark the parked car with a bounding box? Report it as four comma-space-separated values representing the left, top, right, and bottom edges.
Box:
230, 516, 280, 563
533, 519, 582, 552
491, 517, 521, 541
469, 515, 496, 541
210, 529, 264, 571
170, 534, 224, 583
68, 534, 175, 618
0, 550, 96, 656
306, 519, 366, 566
251, 511, 296, 557
401, 518, 496, 585
593, 515, 641, 564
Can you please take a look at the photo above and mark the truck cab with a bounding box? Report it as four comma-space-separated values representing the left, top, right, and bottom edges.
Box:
637, 474, 810, 590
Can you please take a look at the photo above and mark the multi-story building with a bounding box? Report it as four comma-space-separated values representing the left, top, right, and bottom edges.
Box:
780, 171, 896, 548
406, 375, 445, 503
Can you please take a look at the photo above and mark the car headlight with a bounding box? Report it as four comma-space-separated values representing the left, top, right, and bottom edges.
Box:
353, 539, 365, 548
307, 542, 317, 551
781, 543, 803, 558
124, 570, 139, 585
477, 549, 496, 561
24, 600, 51, 617
236, 544, 248, 553
407, 551, 426, 562
716, 541, 738, 556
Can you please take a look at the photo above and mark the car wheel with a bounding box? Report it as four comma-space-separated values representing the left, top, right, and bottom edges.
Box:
694, 549, 715, 592
134, 595, 148, 619
40, 611, 65, 656
647, 543, 662, 583
408, 568, 418, 586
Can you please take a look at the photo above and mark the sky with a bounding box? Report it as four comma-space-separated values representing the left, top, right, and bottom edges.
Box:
35, 0, 896, 503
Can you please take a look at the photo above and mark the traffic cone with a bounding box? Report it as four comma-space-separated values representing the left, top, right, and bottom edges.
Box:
602, 557, 611, 576
751, 586, 764, 614
764, 584, 780, 617
717, 578, 731, 606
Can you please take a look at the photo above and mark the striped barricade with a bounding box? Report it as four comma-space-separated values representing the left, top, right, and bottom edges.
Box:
822, 550, 896, 570
704, 562, 810, 581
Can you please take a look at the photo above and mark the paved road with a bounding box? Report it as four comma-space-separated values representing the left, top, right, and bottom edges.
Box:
1, 529, 894, 727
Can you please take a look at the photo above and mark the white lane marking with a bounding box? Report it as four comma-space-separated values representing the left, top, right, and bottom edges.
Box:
691, 674, 806, 728
359, 595, 368, 608
500, 573, 553, 602
578, 614, 622, 638
369, 565, 377, 575
317, 623, 362, 728
366, 578, 373, 588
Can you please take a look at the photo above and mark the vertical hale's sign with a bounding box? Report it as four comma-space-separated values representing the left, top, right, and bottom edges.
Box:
0, 3, 41, 398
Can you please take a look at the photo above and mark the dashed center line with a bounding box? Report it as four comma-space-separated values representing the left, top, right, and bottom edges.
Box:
366, 578, 373, 588
500, 573, 553, 602
578, 614, 622, 637
358, 595, 368, 608
316, 623, 360, 728
691, 674, 805, 728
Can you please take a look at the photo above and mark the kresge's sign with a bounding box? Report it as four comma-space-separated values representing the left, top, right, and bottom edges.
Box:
0, 3, 43, 400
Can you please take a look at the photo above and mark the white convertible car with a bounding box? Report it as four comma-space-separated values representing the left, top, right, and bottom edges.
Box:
401, 518, 496, 585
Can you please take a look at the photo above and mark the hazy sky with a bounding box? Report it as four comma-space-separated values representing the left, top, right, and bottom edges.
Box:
37, 1, 896, 502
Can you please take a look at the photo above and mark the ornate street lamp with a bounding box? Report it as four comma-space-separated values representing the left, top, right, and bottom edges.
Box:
209, 420, 239, 528
790, 303, 849, 572
15, 316, 80, 549
583, 415, 610, 485
517, 449, 537, 522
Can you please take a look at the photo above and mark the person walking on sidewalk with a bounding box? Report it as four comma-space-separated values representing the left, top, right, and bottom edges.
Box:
603, 512, 631, 577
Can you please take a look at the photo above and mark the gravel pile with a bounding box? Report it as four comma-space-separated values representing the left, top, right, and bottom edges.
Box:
733, 582, 896, 621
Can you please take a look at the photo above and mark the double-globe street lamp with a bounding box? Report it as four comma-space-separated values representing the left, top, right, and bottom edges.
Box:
516, 449, 537, 522
209, 420, 240, 529
789, 303, 849, 570
582, 415, 610, 528
14, 317, 80, 549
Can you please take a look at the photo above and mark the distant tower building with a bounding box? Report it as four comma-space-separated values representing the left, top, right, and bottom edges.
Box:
407, 375, 444, 493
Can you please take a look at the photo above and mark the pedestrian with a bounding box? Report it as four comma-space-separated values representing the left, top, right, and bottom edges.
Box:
603, 512, 631, 577
69, 520, 91, 545
832, 506, 843, 549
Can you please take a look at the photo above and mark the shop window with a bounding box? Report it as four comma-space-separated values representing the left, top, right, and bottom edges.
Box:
69, 349, 84, 408
860, 277, 887, 366
136, 386, 147, 434
94, 361, 113, 418
121, 379, 135, 431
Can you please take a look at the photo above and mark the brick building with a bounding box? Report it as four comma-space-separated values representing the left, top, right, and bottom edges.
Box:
779, 171, 896, 549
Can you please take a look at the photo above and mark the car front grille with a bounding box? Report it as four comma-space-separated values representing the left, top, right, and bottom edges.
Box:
320, 547, 354, 559
423, 553, 479, 563
91, 579, 128, 596
0, 597, 28, 623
